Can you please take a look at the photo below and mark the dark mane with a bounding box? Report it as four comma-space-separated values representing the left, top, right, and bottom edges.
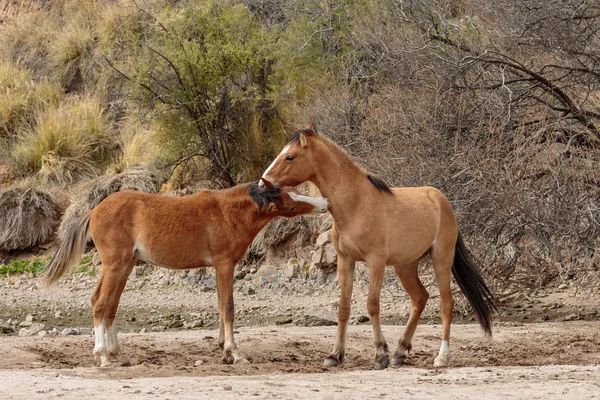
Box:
247, 181, 282, 211
288, 128, 317, 144
367, 174, 393, 195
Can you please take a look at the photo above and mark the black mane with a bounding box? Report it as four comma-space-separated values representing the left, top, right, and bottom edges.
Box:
247, 181, 282, 211
367, 174, 393, 195
288, 128, 317, 144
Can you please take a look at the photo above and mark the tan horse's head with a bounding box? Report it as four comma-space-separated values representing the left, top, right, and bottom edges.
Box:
250, 179, 329, 216
259, 123, 319, 188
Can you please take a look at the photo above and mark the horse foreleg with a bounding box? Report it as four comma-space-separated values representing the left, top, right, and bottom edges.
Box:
432, 249, 454, 368
366, 259, 389, 370
215, 262, 248, 365
323, 256, 355, 367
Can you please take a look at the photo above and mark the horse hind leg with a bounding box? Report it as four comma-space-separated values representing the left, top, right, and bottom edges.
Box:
91, 256, 134, 367
391, 261, 429, 366
105, 259, 136, 366
431, 241, 455, 368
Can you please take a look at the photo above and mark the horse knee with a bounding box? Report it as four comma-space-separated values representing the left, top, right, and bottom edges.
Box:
414, 290, 430, 311
367, 297, 380, 316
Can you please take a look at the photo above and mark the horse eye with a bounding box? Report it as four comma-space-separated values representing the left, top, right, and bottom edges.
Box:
285, 156, 295, 161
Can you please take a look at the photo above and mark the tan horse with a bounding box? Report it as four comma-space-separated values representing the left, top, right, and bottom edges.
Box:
42, 180, 329, 367
260, 125, 496, 369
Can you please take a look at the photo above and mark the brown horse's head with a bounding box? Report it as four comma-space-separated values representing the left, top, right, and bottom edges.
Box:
249, 179, 329, 216
259, 123, 320, 188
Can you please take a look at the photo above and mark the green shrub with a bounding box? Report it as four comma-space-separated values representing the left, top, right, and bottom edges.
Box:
0, 257, 49, 276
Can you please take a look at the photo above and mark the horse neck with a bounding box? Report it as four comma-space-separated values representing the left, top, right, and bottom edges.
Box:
222, 189, 273, 237
310, 138, 370, 226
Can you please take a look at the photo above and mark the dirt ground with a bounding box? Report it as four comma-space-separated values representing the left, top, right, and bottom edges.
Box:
1, 267, 600, 399
1, 322, 600, 399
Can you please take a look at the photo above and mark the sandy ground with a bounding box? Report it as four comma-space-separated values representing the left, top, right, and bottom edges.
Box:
1, 265, 600, 399
2, 322, 600, 399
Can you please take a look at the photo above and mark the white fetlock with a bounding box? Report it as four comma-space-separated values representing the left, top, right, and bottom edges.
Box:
434, 340, 451, 368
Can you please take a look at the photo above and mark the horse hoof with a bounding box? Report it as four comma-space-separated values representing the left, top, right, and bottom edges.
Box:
374, 354, 389, 370
323, 355, 341, 367
433, 356, 450, 368
234, 358, 250, 365
390, 354, 407, 366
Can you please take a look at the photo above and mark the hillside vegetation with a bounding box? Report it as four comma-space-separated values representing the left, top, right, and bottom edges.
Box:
0, 0, 598, 292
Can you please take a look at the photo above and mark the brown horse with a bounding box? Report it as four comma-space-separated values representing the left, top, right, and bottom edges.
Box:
260, 125, 496, 369
42, 180, 329, 367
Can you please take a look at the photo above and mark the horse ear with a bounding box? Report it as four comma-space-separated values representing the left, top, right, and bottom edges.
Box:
299, 132, 308, 147
268, 202, 278, 212
304, 122, 318, 133
261, 178, 273, 188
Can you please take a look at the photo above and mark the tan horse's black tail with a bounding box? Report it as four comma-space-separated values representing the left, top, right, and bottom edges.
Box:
42, 212, 91, 287
452, 231, 497, 336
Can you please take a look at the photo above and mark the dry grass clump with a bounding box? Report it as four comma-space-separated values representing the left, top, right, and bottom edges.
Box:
0, 187, 60, 251
0, 62, 62, 138
57, 166, 162, 240
12, 97, 114, 183
116, 119, 162, 170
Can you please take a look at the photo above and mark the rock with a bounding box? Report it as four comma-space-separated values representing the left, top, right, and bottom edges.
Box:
244, 286, 256, 295
316, 231, 331, 247
275, 316, 293, 325
223, 385, 232, 391
55, 310, 63, 318
140, 328, 147, 333
19, 320, 33, 328
557, 283, 568, 290
61, 328, 77, 335
0, 325, 14, 334
564, 313, 578, 321
151, 325, 166, 332
25, 314, 34, 323
234, 271, 247, 280
79, 327, 93, 336
295, 310, 337, 327
19, 328, 29, 337
311, 249, 323, 267
37, 330, 48, 337
357, 315, 370, 323
283, 259, 301, 279
202, 278, 217, 292
323, 243, 337, 265
194, 360, 204, 367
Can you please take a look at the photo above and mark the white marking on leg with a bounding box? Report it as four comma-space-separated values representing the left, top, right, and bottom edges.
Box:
434, 340, 451, 367
107, 324, 119, 354
260, 145, 290, 186
94, 320, 106, 354
288, 192, 330, 213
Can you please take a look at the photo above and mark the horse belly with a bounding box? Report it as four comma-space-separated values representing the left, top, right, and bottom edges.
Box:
133, 240, 213, 269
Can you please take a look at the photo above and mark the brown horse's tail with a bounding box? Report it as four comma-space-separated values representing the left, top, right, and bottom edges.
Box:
451, 231, 497, 336
42, 212, 92, 287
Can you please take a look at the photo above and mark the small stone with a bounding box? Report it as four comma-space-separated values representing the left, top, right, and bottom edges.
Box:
194, 360, 204, 367
357, 315, 370, 323
37, 330, 48, 337
19, 328, 29, 337
25, 314, 34, 323
61, 328, 77, 335
79, 327, 93, 336
275, 317, 293, 325
19, 320, 33, 328
55, 311, 63, 318
323, 243, 337, 265
311, 249, 323, 267
140, 328, 147, 333
316, 231, 331, 247
0, 325, 14, 334
234, 271, 247, 280
244, 286, 256, 295
223, 385, 232, 391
